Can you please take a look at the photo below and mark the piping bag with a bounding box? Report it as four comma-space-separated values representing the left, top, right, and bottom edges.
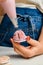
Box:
0, 0, 18, 28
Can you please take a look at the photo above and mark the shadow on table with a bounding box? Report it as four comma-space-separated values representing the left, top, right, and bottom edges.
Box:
7, 54, 25, 59
7, 54, 43, 60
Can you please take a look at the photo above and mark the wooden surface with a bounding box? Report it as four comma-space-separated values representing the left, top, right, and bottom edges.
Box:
16, 0, 28, 3
0, 5, 5, 16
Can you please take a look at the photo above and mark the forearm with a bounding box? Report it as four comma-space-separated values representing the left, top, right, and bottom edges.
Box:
38, 27, 43, 43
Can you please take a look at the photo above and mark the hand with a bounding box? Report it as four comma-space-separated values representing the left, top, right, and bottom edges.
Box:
10, 36, 43, 58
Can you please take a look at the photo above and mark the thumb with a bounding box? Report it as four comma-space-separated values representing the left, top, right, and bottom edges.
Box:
10, 38, 15, 47
26, 36, 39, 46
10, 38, 20, 47
10, 38, 18, 47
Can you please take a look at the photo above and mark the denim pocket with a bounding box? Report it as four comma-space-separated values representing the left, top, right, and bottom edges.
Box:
17, 14, 42, 40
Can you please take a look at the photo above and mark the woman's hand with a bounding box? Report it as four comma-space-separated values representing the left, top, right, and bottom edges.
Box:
10, 36, 43, 58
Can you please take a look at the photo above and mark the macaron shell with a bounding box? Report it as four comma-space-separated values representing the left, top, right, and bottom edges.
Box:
13, 30, 27, 43
0, 56, 10, 64
14, 36, 27, 43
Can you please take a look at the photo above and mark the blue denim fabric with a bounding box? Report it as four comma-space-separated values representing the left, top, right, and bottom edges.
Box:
42, 14, 43, 26
0, 7, 42, 47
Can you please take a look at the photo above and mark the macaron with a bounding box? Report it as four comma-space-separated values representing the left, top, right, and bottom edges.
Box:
0, 56, 10, 65
13, 30, 27, 42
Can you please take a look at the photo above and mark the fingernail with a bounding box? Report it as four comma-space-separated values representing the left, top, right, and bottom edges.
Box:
26, 36, 30, 41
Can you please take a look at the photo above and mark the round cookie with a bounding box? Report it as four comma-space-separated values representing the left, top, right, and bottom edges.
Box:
0, 56, 10, 64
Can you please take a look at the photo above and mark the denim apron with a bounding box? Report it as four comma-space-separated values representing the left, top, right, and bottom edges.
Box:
0, 7, 42, 47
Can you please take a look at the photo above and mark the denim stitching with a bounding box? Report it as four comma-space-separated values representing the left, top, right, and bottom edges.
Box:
0, 30, 8, 43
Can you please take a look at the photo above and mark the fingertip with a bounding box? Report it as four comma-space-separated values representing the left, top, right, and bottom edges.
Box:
26, 36, 30, 41
10, 38, 14, 43
10, 38, 12, 41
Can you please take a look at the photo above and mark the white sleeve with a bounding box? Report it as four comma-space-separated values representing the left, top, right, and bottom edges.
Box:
27, 0, 43, 13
